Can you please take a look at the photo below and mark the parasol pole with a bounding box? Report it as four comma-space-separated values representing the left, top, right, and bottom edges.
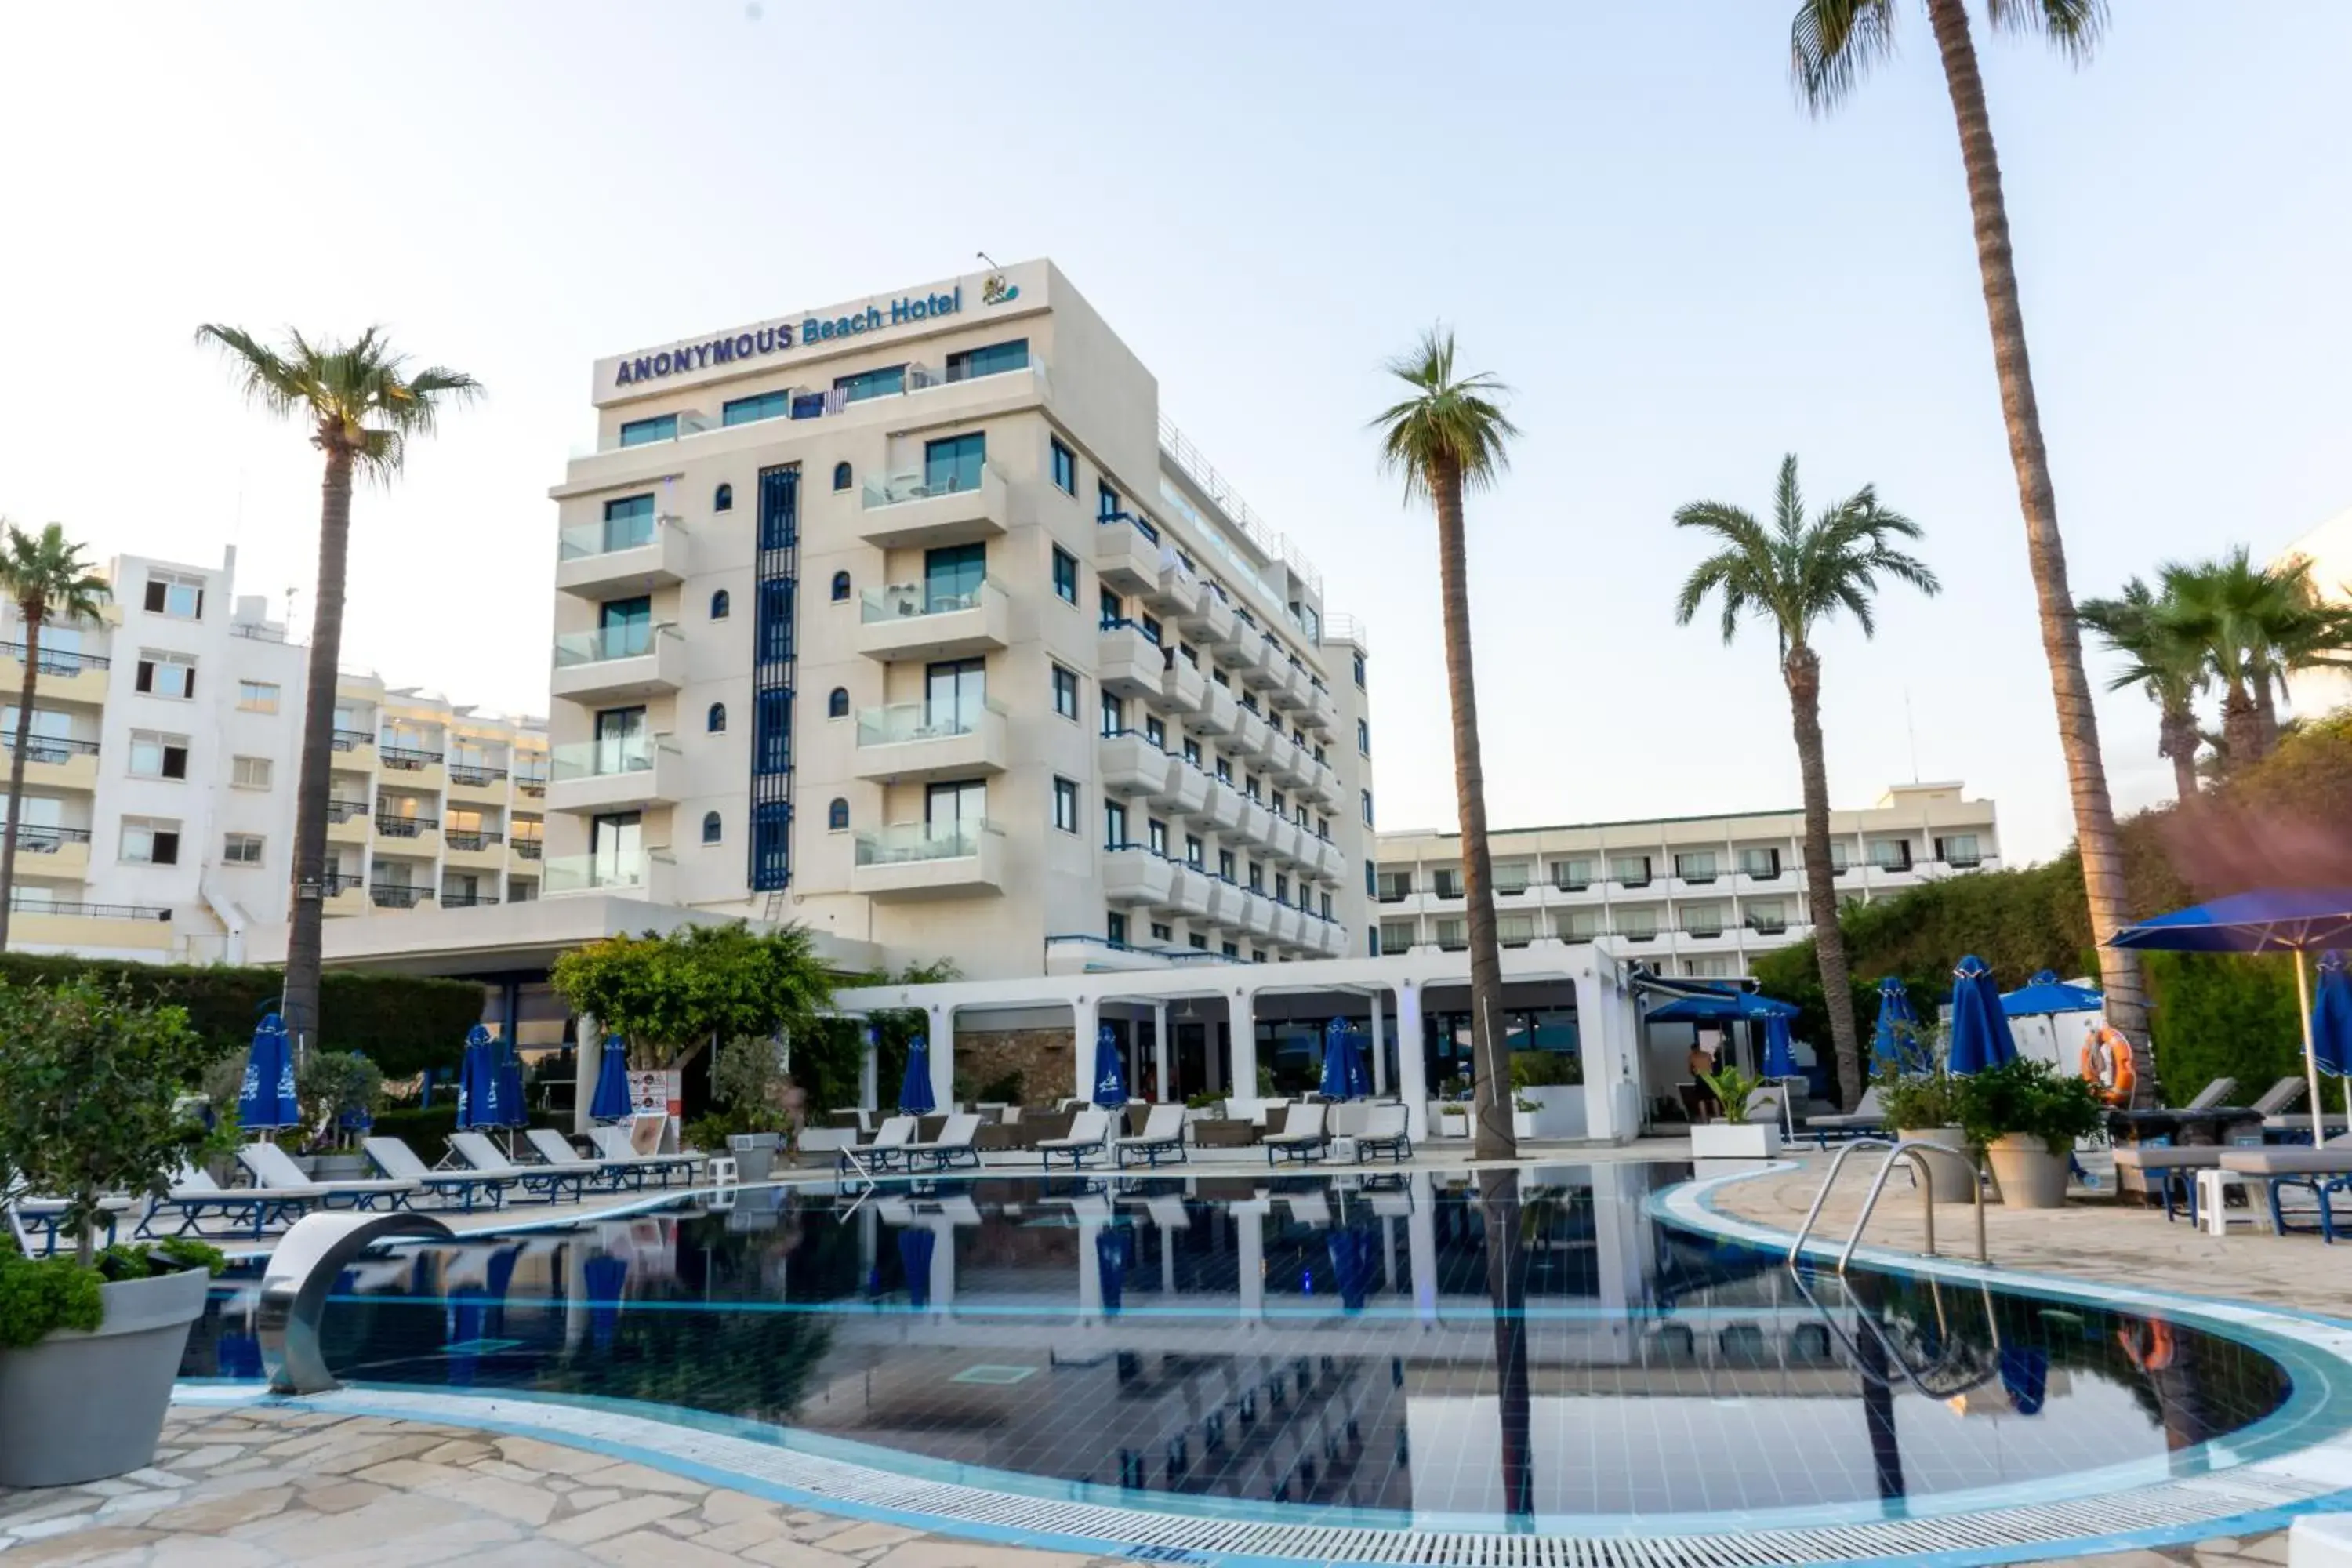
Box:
2296, 946, 2325, 1148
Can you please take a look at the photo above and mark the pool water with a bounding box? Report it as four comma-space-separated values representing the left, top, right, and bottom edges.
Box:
182, 1164, 2300, 1528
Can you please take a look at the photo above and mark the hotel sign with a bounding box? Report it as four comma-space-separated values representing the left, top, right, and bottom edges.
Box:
611, 285, 967, 387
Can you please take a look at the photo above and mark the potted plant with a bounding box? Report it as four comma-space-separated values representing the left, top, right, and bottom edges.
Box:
1435, 1093, 1474, 1139
298, 1049, 385, 1180
0, 978, 227, 1486
1954, 1058, 2103, 1210
1878, 1069, 1975, 1203
1691, 1067, 1781, 1158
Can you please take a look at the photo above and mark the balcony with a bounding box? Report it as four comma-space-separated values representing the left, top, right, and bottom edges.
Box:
1303, 680, 1338, 732
1160, 656, 1205, 716
543, 849, 655, 897
1169, 864, 1213, 919
512, 838, 544, 864
1202, 877, 1240, 927
367, 884, 435, 912
1094, 514, 1165, 596
0, 735, 99, 792
372, 812, 440, 850
556, 514, 690, 598
1310, 837, 1343, 882
1267, 660, 1309, 710
322, 873, 366, 917
442, 827, 507, 869
1240, 891, 1276, 938
514, 771, 549, 800
547, 735, 684, 815
856, 580, 1011, 663
550, 623, 684, 703
1100, 730, 1174, 797
1233, 798, 1271, 847
1230, 707, 1269, 758
377, 746, 448, 792
8, 824, 92, 880
1195, 681, 1239, 737
853, 700, 1008, 784
0, 643, 109, 706
850, 820, 1006, 901
858, 463, 1009, 552
330, 729, 376, 765
1097, 619, 1163, 699
439, 890, 501, 909
1145, 556, 1203, 619
1160, 760, 1209, 816
1102, 846, 1175, 907
1240, 634, 1285, 690
1268, 738, 1311, 789
1201, 779, 1244, 833
10, 898, 170, 953
1745, 915, 1793, 936
1265, 817, 1303, 866
1269, 905, 1302, 946
1181, 589, 1237, 647
325, 798, 372, 845
448, 761, 511, 798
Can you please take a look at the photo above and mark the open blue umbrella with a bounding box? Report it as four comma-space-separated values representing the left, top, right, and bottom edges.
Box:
2111, 888, 2352, 1146
1091, 1023, 1127, 1109
1761, 1011, 1797, 1080
1319, 1018, 1371, 1101
1945, 956, 2019, 1075
456, 1025, 503, 1131
237, 1012, 299, 1132
590, 1042, 632, 1122
898, 1226, 935, 1312
1646, 989, 1800, 1023
2312, 952, 2352, 1126
2002, 970, 2104, 1018
1871, 978, 1922, 1074
899, 1033, 936, 1115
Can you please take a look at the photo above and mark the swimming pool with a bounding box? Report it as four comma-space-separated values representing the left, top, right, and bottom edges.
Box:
178, 1163, 2352, 1561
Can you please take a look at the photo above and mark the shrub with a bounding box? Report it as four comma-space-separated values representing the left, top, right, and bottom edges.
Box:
1877, 1069, 1961, 1130
975, 1069, 1025, 1105
1509, 1051, 1582, 1090
297, 1050, 385, 1140
1698, 1066, 1762, 1123
1953, 1058, 2105, 1150
368, 1104, 458, 1165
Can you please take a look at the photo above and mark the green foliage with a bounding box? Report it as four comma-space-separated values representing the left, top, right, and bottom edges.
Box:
0, 978, 216, 1265
0, 1254, 102, 1348
368, 1104, 458, 1165
1954, 1058, 2105, 1150
1699, 1066, 1762, 1123
552, 922, 832, 1071
709, 1036, 789, 1134
297, 1050, 384, 1139
1508, 1051, 1582, 1089
799, 960, 960, 1116
1876, 1068, 1961, 1131
2144, 952, 2305, 1105
92, 1238, 227, 1283
1256, 1064, 1277, 1097
1184, 1091, 1220, 1111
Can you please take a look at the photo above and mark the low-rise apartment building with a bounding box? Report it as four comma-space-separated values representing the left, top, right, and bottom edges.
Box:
1372, 781, 2000, 978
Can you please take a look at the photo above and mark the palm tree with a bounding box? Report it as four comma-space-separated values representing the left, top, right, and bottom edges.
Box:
2078, 578, 2207, 804
0, 523, 108, 947
196, 326, 481, 1057
1371, 328, 1519, 1160
2163, 550, 2278, 771
1671, 456, 1938, 1109
2250, 555, 2352, 752
1791, 0, 2149, 1045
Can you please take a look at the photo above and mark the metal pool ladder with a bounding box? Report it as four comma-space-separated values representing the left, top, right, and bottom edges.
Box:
1788, 1135, 1987, 1274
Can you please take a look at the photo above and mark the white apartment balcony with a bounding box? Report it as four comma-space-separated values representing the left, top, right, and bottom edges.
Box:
1267, 660, 1310, 710
1200, 876, 1237, 926
550, 624, 684, 704
1195, 681, 1239, 736
556, 514, 689, 599
1145, 557, 1204, 619
1265, 817, 1304, 866
1240, 633, 1286, 690
1232, 797, 1271, 847
1314, 917, 1347, 958
0, 735, 100, 793
325, 797, 372, 847
1168, 864, 1213, 919
1309, 836, 1342, 883
1202, 779, 1244, 833
9, 824, 92, 880
1302, 680, 1338, 732
851, 820, 1005, 901
1094, 515, 1166, 596
1181, 590, 1237, 648
547, 735, 683, 815
1295, 758, 1334, 806
1160, 656, 1205, 716
441, 826, 507, 872
856, 580, 1011, 662
1102, 846, 1175, 908
857, 464, 1010, 552
1230, 708, 1269, 757
1100, 730, 1174, 797
0, 642, 110, 707
543, 848, 666, 898
1268, 738, 1311, 789
1240, 890, 1277, 938
852, 700, 1008, 784
1160, 760, 1210, 817
1096, 619, 1163, 699
446, 760, 512, 801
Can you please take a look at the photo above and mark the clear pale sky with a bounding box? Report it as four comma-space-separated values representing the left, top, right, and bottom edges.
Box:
3, 3, 2347, 864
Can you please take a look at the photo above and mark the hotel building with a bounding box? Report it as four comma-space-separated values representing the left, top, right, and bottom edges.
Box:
1371, 781, 2002, 979
539, 260, 1374, 981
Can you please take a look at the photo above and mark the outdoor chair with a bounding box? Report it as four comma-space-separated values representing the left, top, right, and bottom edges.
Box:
907, 1112, 982, 1171
1112, 1105, 1187, 1168
525, 1127, 637, 1189
1038, 1107, 1112, 1171
2220, 1134, 2352, 1242
450, 1131, 590, 1203
2113, 1143, 2228, 1222
2259, 1076, 2350, 1141
362, 1137, 513, 1212
135, 1163, 321, 1240
588, 1121, 703, 1185
837, 1115, 916, 1175
1356, 1103, 1413, 1163
243, 1141, 419, 1211
4, 1181, 133, 1256
1806, 1087, 1886, 1149
1265, 1102, 1331, 1166
2180, 1077, 2240, 1111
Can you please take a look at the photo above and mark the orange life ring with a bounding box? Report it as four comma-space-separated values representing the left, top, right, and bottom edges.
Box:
2080, 1027, 2137, 1106
2118, 1319, 2175, 1373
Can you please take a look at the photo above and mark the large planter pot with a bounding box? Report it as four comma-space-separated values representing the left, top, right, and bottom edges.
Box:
1434, 1105, 1472, 1140
1690, 1121, 1782, 1160
1897, 1127, 1977, 1203
310, 1152, 370, 1182
0, 1265, 210, 1488
1984, 1134, 2070, 1209
1512, 1087, 1588, 1141
728, 1131, 782, 1183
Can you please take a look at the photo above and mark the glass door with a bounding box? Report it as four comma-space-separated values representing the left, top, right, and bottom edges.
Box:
597, 596, 652, 659
921, 543, 985, 614
924, 780, 985, 850
593, 706, 647, 775
591, 811, 642, 886
924, 659, 985, 736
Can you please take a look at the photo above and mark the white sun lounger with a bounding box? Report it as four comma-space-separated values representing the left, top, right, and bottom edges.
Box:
2221, 1133, 2352, 1241
1265, 1102, 1330, 1166
1356, 1103, 1414, 1163
135, 1163, 324, 1240
524, 1127, 637, 1189
907, 1112, 982, 1171
837, 1116, 916, 1175
450, 1131, 591, 1203
1113, 1105, 1187, 1168
587, 1123, 703, 1186
361, 1137, 512, 1212
243, 1141, 420, 1211
5, 1181, 135, 1255
1039, 1108, 1112, 1171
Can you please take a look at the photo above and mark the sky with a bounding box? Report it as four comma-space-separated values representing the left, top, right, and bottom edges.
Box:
2, 2, 2347, 865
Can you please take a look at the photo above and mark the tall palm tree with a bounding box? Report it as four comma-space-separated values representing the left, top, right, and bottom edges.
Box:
0, 523, 108, 947
2250, 555, 2352, 752
2162, 550, 2275, 771
1671, 456, 1938, 1108
1371, 328, 1519, 1160
196, 326, 480, 1057
1791, 0, 2149, 1044
2078, 578, 2207, 804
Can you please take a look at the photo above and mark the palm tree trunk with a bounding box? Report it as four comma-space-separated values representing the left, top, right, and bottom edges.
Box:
1925, 0, 2149, 1063
1784, 644, 1862, 1107
2219, 682, 2259, 777
1428, 455, 1515, 1161
2159, 704, 2200, 804
1478, 1168, 1533, 1518
0, 608, 42, 949
282, 442, 355, 1061
2251, 668, 2281, 757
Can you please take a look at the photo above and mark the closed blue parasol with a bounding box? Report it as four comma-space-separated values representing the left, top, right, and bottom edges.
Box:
237, 1012, 300, 1132
1094, 1225, 1130, 1314
1871, 978, 1922, 1074
1761, 1011, 1797, 1080
2312, 952, 2352, 1125
583, 1254, 628, 1353
590, 1043, 631, 1122
2001, 970, 2103, 1018
1091, 1023, 1127, 1109
1945, 956, 2019, 1075
1327, 1225, 1378, 1312
2110, 888, 2352, 1146
456, 1025, 503, 1131
492, 1038, 528, 1131
1319, 1018, 1371, 1101
899, 1033, 936, 1115
898, 1226, 935, 1312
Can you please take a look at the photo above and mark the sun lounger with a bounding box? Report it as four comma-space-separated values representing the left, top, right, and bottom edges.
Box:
450, 1131, 590, 1203
135, 1163, 322, 1240
361, 1137, 512, 1212
242, 1141, 420, 1211
1806, 1087, 1885, 1149
837, 1115, 917, 1175
2113, 1144, 2227, 1222
2180, 1077, 2240, 1112
1355, 1103, 1413, 1163
524, 1127, 634, 1189
1265, 1102, 1331, 1167
2220, 1134, 2352, 1240
587, 1122, 704, 1186
907, 1112, 982, 1171
5, 1182, 134, 1255
1039, 1108, 1113, 1171
1113, 1105, 1187, 1169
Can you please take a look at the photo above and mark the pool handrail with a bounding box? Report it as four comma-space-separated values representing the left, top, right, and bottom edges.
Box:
1787, 1134, 1987, 1274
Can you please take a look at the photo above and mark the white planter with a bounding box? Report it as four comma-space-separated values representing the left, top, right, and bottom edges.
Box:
1690, 1122, 1781, 1160
1985, 1134, 2070, 1209
1434, 1105, 1472, 1139
1511, 1086, 1587, 1141
1896, 1127, 1976, 1203
0, 1265, 210, 1487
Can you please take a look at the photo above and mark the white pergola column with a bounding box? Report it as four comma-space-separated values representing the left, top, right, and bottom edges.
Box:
1370, 992, 1388, 1097
1236, 1206, 1265, 1322
1396, 982, 1428, 1139
1573, 961, 1629, 1142
572, 1014, 601, 1135
859, 1027, 878, 1112
927, 1004, 954, 1109
1152, 1001, 1171, 1102
1073, 995, 1100, 1102
1407, 1173, 1437, 1324
1229, 987, 1260, 1101
927, 1220, 957, 1312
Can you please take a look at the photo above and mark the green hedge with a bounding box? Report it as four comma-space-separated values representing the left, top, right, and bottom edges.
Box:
0, 953, 481, 1079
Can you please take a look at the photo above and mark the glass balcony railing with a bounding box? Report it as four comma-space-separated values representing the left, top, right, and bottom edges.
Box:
855, 699, 1004, 748
858, 579, 1001, 623
558, 514, 679, 560
853, 820, 996, 868
553, 622, 674, 667
550, 735, 671, 780
543, 851, 648, 894
862, 460, 1002, 511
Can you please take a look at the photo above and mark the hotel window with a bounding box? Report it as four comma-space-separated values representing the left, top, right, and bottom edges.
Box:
1178, 642, 1198, 668
1218, 849, 1236, 881
1108, 911, 1129, 947
127, 730, 189, 780
1868, 838, 1914, 870
1051, 437, 1076, 495
1432, 866, 1461, 900
1675, 851, 1718, 884
1247, 862, 1264, 893
1189, 933, 1207, 951
1051, 546, 1078, 604
1099, 586, 1122, 626
1551, 857, 1593, 891
710, 589, 730, 619
135, 650, 196, 699
1145, 715, 1165, 749
1352, 652, 1367, 689
833, 364, 906, 403
1615, 907, 1659, 939
1365, 861, 1379, 898
121, 816, 180, 866
1558, 909, 1602, 940
1150, 921, 1173, 943
1221, 942, 1240, 959
1214, 757, 1232, 785
1051, 664, 1080, 720
1139, 613, 1162, 645
1185, 834, 1204, 869
830, 571, 851, 602
1149, 818, 1169, 856
1494, 861, 1531, 895
1269, 790, 1287, 817
1098, 481, 1120, 521
1435, 919, 1468, 952
231, 755, 271, 790
1052, 775, 1080, 833
1357, 718, 1370, 756
222, 832, 264, 866
1359, 789, 1374, 827
1682, 904, 1726, 938
702, 811, 723, 844
1936, 833, 1982, 866
1610, 854, 1653, 887
1101, 692, 1124, 736
722, 389, 789, 426
1740, 847, 1782, 879
238, 680, 280, 714
707, 702, 726, 733
1320, 891, 1334, 920
832, 461, 852, 492
1182, 738, 1201, 768
826, 687, 849, 719
826, 797, 848, 831
713, 483, 733, 512
1103, 799, 1128, 851
617, 413, 676, 447
600, 493, 655, 551
1273, 873, 1289, 904
143, 572, 203, 619
945, 338, 1028, 382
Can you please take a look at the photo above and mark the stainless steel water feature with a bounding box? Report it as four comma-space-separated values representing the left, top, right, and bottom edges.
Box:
257, 1210, 454, 1393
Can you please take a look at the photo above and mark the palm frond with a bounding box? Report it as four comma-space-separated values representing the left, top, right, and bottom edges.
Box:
1790, 0, 1896, 114
198, 323, 482, 472
1370, 326, 1518, 506
1985, 0, 2107, 64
